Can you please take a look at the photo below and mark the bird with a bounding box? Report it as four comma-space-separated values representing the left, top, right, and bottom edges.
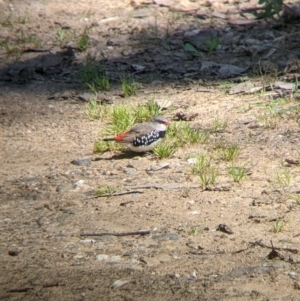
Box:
103, 116, 170, 152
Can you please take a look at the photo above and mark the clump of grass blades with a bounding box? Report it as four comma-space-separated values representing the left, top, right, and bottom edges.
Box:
78, 28, 89, 51
153, 140, 178, 159
289, 194, 300, 204
107, 105, 137, 136
274, 168, 291, 187
273, 219, 284, 233
96, 185, 116, 196
189, 155, 218, 187
211, 117, 227, 133
135, 99, 161, 122
121, 76, 138, 97
216, 143, 240, 161
199, 167, 218, 187
168, 122, 208, 146
188, 226, 204, 236
80, 59, 110, 92
190, 154, 211, 175
85, 99, 107, 119
228, 165, 247, 183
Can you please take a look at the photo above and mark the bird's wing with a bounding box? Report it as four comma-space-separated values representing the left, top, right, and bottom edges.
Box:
116, 122, 154, 143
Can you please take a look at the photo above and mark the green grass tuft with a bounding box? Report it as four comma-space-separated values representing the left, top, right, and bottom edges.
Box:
273, 219, 284, 233
215, 143, 240, 161
228, 165, 247, 182
78, 28, 89, 51
153, 140, 177, 159
168, 122, 208, 146
96, 185, 116, 196
189, 154, 218, 187
121, 76, 139, 97
80, 58, 110, 92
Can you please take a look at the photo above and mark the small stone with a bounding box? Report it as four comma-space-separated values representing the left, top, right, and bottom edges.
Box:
71, 158, 91, 166
8, 250, 19, 256
96, 254, 109, 261
157, 254, 172, 263
288, 272, 298, 279
143, 257, 160, 266
74, 253, 85, 260
112, 279, 130, 288
56, 183, 73, 193
74, 180, 84, 187
108, 255, 122, 263
80, 239, 95, 244
61, 208, 76, 215
187, 158, 197, 165
78, 92, 94, 102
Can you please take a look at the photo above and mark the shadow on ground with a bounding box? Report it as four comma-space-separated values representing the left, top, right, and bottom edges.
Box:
0, 0, 299, 105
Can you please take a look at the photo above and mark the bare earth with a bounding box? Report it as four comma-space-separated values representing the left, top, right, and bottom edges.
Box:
1, 0, 300, 300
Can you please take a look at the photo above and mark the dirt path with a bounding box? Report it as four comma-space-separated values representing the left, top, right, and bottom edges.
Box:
1, 0, 300, 300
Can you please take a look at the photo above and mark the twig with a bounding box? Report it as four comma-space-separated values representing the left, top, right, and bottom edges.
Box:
87, 189, 143, 199
7, 288, 32, 293
21, 48, 50, 53
80, 230, 150, 237
120, 200, 134, 206
42, 282, 60, 288
129, 184, 201, 190
249, 241, 298, 254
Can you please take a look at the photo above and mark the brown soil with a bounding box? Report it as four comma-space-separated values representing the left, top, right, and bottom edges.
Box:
1, 0, 300, 300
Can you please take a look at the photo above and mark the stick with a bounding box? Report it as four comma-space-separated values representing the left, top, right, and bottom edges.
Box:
7, 288, 32, 293
129, 184, 201, 190
21, 48, 50, 53
80, 230, 150, 237
120, 200, 134, 206
42, 282, 60, 288
87, 190, 143, 199
249, 241, 298, 254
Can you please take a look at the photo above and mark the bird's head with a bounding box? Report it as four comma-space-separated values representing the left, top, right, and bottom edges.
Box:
151, 116, 170, 126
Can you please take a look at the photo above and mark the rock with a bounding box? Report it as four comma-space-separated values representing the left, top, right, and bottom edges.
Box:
154, 0, 175, 7
220, 266, 273, 280
142, 257, 161, 266
170, 0, 199, 12
132, 8, 151, 18
112, 279, 130, 288
8, 250, 19, 256
107, 255, 122, 264
187, 158, 197, 165
56, 183, 73, 193
61, 208, 76, 215
74, 253, 85, 260
151, 233, 179, 241
80, 239, 95, 244
274, 81, 296, 91
78, 93, 94, 102
74, 180, 84, 187
288, 272, 298, 279
149, 163, 170, 171
71, 158, 91, 166
157, 254, 172, 263
229, 81, 255, 95
96, 254, 109, 261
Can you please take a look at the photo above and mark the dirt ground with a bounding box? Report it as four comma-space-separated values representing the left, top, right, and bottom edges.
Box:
1, 0, 300, 300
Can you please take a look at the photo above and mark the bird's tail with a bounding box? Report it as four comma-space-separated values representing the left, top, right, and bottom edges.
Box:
103, 138, 115, 141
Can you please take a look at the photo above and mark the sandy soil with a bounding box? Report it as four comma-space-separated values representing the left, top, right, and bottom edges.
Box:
1, 0, 300, 300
